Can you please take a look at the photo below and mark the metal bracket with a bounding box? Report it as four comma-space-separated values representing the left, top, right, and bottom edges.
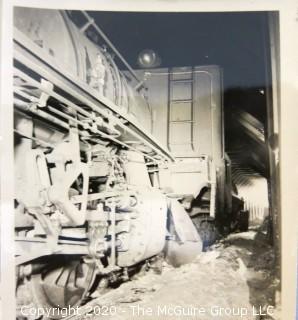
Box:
38, 79, 53, 108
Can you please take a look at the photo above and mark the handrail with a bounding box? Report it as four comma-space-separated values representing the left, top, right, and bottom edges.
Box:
79, 11, 144, 88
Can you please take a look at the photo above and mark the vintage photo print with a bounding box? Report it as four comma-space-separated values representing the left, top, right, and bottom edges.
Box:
1, 0, 298, 319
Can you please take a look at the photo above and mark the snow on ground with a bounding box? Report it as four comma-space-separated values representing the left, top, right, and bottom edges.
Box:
73, 228, 280, 320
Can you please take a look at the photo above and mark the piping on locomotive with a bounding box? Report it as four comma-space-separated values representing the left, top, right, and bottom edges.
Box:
14, 8, 247, 318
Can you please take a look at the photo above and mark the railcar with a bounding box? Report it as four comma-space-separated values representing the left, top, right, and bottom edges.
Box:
13, 8, 245, 318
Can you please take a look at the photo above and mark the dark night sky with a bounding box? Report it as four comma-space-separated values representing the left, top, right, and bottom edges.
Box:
71, 11, 270, 92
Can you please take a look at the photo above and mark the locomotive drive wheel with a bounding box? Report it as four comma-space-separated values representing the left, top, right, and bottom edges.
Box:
30, 258, 96, 319
237, 210, 249, 232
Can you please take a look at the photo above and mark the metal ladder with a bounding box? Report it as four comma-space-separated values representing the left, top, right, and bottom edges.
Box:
167, 68, 195, 153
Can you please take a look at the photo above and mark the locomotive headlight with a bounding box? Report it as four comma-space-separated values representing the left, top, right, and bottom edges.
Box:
137, 49, 161, 68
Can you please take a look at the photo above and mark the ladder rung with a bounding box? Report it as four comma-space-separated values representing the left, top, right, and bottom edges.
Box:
168, 143, 193, 146
170, 79, 193, 84
170, 120, 194, 123
170, 99, 192, 104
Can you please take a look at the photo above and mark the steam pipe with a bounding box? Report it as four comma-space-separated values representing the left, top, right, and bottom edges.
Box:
80, 11, 144, 88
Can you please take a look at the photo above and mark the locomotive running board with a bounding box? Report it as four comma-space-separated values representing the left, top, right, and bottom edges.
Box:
13, 28, 174, 163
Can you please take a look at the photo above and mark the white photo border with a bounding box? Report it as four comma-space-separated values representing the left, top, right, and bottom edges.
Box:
1, 0, 297, 319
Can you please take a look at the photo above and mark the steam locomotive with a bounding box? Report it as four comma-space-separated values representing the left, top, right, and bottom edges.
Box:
14, 7, 245, 318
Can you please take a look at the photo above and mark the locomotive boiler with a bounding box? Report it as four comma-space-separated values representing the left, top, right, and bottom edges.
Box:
13, 7, 244, 319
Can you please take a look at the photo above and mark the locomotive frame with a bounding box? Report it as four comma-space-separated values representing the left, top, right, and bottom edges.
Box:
13, 8, 212, 317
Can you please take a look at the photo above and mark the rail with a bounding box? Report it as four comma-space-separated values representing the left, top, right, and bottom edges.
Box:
78, 11, 144, 88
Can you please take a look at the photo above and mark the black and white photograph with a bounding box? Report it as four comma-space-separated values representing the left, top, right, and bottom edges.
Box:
1, 0, 298, 319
